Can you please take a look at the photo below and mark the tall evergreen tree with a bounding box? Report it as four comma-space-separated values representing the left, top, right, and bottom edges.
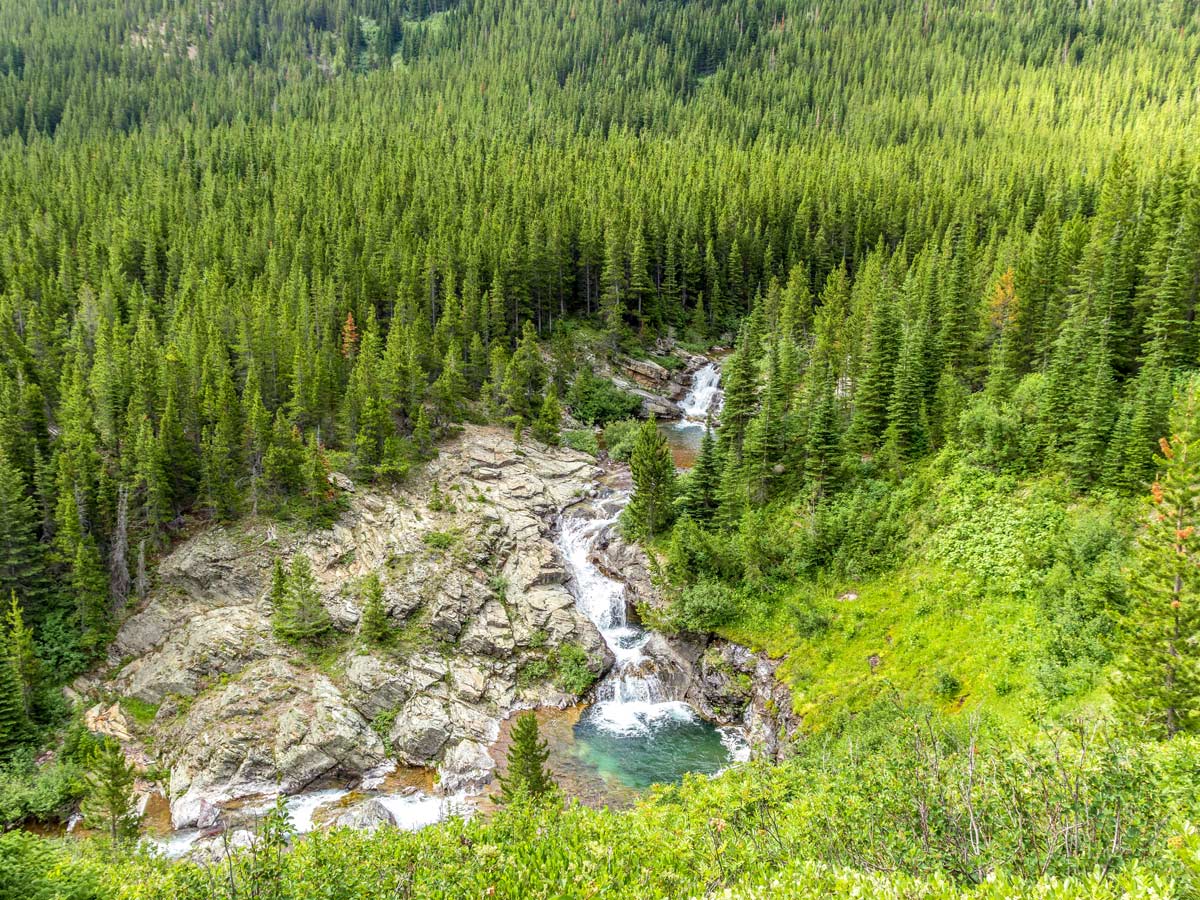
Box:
682, 415, 721, 522
83, 739, 140, 846
0, 450, 48, 615
1116, 376, 1200, 738
272, 555, 333, 645
359, 572, 389, 646
497, 712, 556, 804
623, 416, 677, 538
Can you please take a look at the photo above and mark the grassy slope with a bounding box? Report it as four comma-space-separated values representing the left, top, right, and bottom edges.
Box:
717, 455, 1131, 735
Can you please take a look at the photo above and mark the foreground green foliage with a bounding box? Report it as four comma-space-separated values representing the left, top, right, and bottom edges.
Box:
8, 719, 1199, 898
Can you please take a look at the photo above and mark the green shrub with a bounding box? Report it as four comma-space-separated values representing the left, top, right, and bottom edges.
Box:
517, 657, 551, 687
422, 530, 458, 551
554, 643, 598, 695
671, 579, 739, 631
791, 601, 830, 638
562, 429, 599, 456
370, 709, 398, 742
933, 671, 962, 699
0, 758, 86, 828
602, 419, 641, 462
566, 369, 642, 425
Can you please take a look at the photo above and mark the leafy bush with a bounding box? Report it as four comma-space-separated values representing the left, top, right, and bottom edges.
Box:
517, 658, 551, 688
933, 671, 962, 699
554, 643, 598, 695
422, 530, 458, 551
45, 720, 1198, 900
0, 758, 86, 828
791, 601, 830, 638
566, 369, 642, 425
602, 419, 641, 462
370, 709, 398, 743
561, 429, 599, 456
670, 579, 739, 631
0, 830, 102, 900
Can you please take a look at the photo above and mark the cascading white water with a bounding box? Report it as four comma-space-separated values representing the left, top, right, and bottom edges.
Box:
678, 362, 723, 422
558, 502, 697, 737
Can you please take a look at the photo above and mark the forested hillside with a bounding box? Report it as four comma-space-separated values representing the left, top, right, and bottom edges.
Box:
2, 1, 1200, 897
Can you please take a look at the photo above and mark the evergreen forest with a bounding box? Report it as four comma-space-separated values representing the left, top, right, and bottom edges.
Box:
2, 1, 1200, 897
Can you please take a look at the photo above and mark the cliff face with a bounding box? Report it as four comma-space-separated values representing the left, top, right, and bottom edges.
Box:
86, 427, 614, 828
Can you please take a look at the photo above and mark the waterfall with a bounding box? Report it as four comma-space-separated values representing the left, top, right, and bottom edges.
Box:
678, 362, 722, 422
558, 503, 696, 736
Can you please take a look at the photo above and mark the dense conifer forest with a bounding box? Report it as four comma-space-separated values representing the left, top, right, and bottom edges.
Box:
2, 1, 1200, 896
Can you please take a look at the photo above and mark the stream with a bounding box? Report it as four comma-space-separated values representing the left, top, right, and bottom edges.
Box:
556, 358, 745, 792
558, 506, 746, 791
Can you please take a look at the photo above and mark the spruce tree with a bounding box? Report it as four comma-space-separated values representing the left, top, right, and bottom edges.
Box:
682, 415, 721, 522
273, 556, 333, 645
0, 623, 31, 756
73, 537, 111, 654
805, 363, 841, 495
497, 712, 556, 804
0, 450, 48, 615
718, 334, 758, 458
6, 592, 38, 717
532, 387, 562, 446
83, 739, 140, 846
359, 572, 389, 645
623, 416, 677, 538
1115, 376, 1200, 739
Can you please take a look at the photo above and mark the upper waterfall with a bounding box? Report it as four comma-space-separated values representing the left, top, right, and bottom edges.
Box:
678, 362, 722, 422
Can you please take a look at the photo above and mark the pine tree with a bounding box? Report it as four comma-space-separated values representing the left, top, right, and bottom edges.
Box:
73, 537, 111, 654
501, 323, 547, 420
83, 739, 140, 846
532, 387, 562, 446
805, 363, 841, 495
6, 592, 38, 717
718, 334, 758, 457
623, 416, 677, 538
885, 321, 929, 461
682, 415, 721, 522
359, 572, 389, 645
0, 450, 49, 615
0, 620, 31, 755
849, 294, 899, 451
600, 226, 628, 351
268, 558, 288, 613
1115, 377, 1200, 738
497, 712, 556, 804
272, 555, 333, 645
432, 342, 467, 424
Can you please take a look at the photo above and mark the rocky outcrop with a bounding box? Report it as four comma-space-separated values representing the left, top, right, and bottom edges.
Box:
328, 798, 395, 830
95, 427, 614, 828
606, 345, 713, 420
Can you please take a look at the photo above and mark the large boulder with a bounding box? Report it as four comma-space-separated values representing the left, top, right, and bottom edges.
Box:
328, 798, 395, 831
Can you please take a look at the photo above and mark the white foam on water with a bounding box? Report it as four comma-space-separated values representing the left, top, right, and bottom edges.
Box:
558, 496, 727, 742
586, 699, 697, 737
678, 363, 723, 422
718, 726, 752, 764
376, 790, 471, 831
146, 829, 204, 859
285, 789, 350, 833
